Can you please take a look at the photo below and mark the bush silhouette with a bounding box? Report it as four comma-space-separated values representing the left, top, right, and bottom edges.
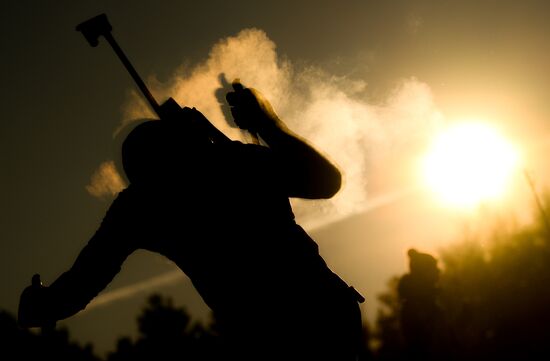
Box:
107, 294, 221, 361
0, 310, 100, 361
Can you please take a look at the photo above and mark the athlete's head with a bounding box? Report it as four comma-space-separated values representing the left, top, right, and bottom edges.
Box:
121, 108, 213, 184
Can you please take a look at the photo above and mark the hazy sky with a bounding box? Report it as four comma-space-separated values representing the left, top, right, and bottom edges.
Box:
2, 0, 550, 356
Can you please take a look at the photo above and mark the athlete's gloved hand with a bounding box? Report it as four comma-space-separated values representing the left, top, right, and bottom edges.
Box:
225, 80, 281, 135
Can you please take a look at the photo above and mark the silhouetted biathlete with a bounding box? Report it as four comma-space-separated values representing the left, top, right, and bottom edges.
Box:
18, 81, 364, 360
398, 249, 441, 360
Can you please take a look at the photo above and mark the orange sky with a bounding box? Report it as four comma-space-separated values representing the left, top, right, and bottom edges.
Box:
2, 0, 550, 356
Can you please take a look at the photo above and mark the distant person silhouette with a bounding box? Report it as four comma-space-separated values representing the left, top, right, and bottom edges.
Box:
19, 81, 364, 360
398, 249, 440, 360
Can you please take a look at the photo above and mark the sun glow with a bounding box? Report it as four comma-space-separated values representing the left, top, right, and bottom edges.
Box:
422, 122, 519, 208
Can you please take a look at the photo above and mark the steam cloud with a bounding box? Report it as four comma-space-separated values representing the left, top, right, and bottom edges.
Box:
86, 161, 127, 198
88, 28, 443, 229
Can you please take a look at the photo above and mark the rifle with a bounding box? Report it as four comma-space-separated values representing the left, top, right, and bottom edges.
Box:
76, 13, 230, 143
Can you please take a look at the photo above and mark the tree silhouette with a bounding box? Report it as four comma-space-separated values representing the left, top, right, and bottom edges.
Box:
438, 220, 550, 360
107, 294, 222, 361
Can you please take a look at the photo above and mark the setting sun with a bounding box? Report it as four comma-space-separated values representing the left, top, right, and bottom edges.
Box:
422, 122, 519, 208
